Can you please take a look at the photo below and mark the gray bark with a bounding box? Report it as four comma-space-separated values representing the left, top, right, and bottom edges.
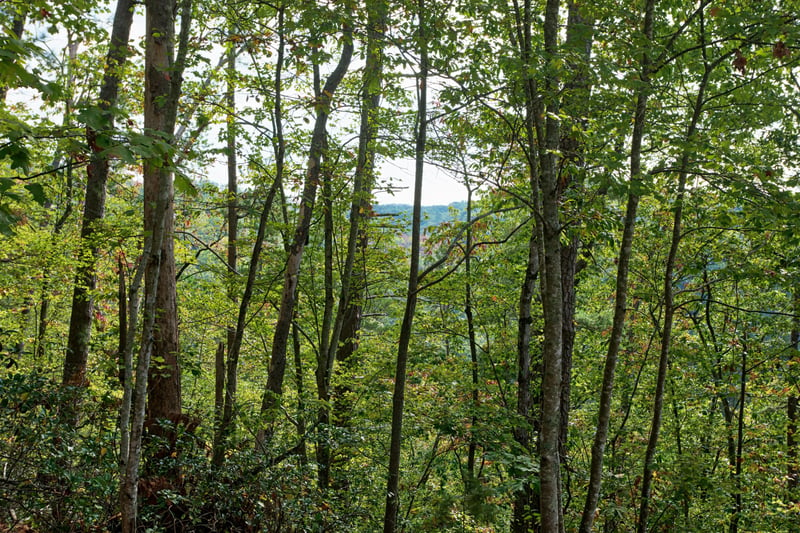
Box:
382, 2, 427, 529
63, 0, 135, 389
257, 12, 354, 448
538, 0, 564, 529
579, 0, 654, 528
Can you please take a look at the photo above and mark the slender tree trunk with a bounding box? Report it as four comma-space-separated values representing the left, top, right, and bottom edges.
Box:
382, 2, 427, 529
465, 186, 480, 479
63, 0, 135, 390
508, 1, 543, 528
788, 290, 800, 502
729, 339, 747, 533
636, 50, 712, 533
216, 25, 238, 432
37, 38, 78, 364
214, 341, 225, 420
292, 322, 308, 462
579, 0, 654, 528
316, 137, 336, 489
511, 228, 539, 533
257, 11, 353, 449
322, 0, 388, 489
554, 9, 594, 524
212, 6, 286, 466
330, 0, 387, 466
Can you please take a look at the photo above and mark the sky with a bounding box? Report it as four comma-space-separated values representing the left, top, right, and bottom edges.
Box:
375, 157, 469, 206
9, 5, 470, 208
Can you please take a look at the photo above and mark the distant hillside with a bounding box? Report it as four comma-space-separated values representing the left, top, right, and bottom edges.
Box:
373, 201, 467, 231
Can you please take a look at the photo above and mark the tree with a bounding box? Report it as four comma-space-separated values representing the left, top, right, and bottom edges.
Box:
119, 0, 191, 528
382, 0, 427, 527
579, 0, 654, 528
62, 0, 134, 392
257, 0, 354, 448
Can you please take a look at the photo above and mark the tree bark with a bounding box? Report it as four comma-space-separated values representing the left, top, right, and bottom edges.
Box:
537, 0, 564, 529
508, 1, 543, 528
382, 2, 427, 529
729, 338, 747, 533
257, 9, 354, 448
63, 0, 135, 390
511, 228, 539, 533
557, 9, 594, 519
579, 0, 654, 529
119, 0, 191, 528
316, 135, 336, 489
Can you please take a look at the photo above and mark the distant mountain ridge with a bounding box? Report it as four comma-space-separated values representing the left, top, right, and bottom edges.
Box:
373, 201, 467, 231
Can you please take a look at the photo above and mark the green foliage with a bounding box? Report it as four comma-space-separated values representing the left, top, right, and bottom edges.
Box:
0, 372, 120, 530
3, 0, 800, 531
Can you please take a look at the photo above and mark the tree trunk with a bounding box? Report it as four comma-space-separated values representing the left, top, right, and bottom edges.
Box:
508, 1, 543, 528
556, 8, 594, 521
257, 11, 353, 449
37, 37, 78, 365
144, 0, 187, 473
119, 0, 191, 528
789, 290, 800, 502
537, 0, 564, 529
216, 25, 238, 433
316, 136, 336, 489
382, 2, 427, 529
729, 338, 747, 533
579, 0, 654, 528
511, 228, 540, 533
637, 55, 711, 533
212, 6, 286, 466
465, 186, 480, 479
63, 0, 135, 390
328, 0, 388, 487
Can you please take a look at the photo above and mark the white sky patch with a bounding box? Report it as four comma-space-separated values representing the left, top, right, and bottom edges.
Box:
375, 157, 468, 206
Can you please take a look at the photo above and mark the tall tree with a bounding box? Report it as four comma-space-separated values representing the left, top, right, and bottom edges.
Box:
119, 0, 191, 528
536, 0, 564, 529
382, 0, 427, 529
320, 0, 388, 488
636, 15, 714, 532
579, 0, 655, 528
211, 4, 287, 467
62, 0, 135, 391
257, 2, 354, 448
507, 0, 543, 527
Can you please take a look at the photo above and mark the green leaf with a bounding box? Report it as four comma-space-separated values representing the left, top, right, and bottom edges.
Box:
77, 105, 108, 131
174, 172, 198, 197
23, 183, 47, 206
102, 144, 136, 164
0, 204, 17, 235
0, 143, 30, 174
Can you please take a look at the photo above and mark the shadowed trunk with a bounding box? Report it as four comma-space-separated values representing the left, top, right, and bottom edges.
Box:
63, 0, 135, 391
